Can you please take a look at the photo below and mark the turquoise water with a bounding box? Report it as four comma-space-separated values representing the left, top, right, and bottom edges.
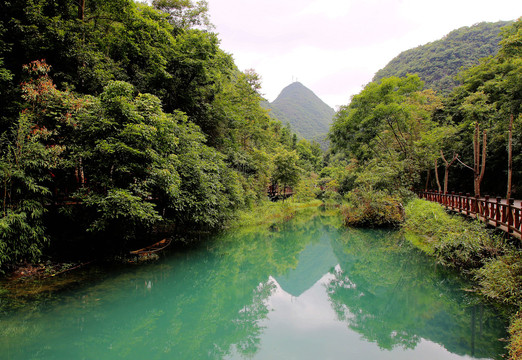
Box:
0, 212, 508, 359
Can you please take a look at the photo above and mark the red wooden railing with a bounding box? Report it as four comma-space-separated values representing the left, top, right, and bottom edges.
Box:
418, 191, 522, 240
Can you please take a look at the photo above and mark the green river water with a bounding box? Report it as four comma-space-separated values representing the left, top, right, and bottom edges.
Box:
0, 211, 509, 359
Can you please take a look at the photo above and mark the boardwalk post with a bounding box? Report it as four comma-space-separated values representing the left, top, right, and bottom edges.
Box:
496, 197, 501, 227
515, 207, 521, 233
484, 195, 490, 218
458, 192, 463, 213
490, 196, 496, 224
466, 193, 471, 215
508, 198, 514, 234
473, 195, 479, 218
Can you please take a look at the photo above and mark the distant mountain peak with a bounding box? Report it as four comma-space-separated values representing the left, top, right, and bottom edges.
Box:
276, 81, 321, 101
267, 82, 334, 148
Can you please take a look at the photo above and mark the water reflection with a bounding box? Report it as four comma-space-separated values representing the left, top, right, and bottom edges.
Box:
0, 212, 508, 359
327, 229, 506, 358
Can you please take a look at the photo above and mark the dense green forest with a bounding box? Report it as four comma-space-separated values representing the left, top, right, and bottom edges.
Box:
0, 0, 324, 268
265, 81, 335, 149
329, 18, 521, 201
373, 21, 511, 95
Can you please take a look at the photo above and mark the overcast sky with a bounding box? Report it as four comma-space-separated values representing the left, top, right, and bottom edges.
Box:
207, 0, 521, 109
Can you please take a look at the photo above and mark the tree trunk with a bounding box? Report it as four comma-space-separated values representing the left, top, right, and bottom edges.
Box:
473, 121, 480, 196
78, 0, 86, 21
474, 128, 487, 197
507, 114, 513, 199
434, 159, 441, 192
440, 150, 457, 195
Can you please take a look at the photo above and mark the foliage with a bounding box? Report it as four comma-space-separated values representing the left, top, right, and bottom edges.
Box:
508, 313, 522, 360
330, 75, 443, 192
152, 0, 213, 30
292, 175, 319, 202
228, 198, 323, 228
403, 199, 506, 270
475, 253, 522, 305
271, 149, 302, 192
0, 60, 78, 268
295, 139, 322, 173
341, 188, 405, 228
374, 21, 511, 95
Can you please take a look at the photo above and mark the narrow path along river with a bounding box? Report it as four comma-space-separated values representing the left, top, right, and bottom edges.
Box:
0, 210, 509, 359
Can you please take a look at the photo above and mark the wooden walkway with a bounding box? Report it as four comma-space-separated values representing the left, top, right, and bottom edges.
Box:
267, 185, 294, 201
418, 191, 522, 240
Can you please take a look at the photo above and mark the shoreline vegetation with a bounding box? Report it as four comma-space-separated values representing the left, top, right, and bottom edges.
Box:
227, 198, 324, 229
402, 198, 522, 359
329, 187, 521, 358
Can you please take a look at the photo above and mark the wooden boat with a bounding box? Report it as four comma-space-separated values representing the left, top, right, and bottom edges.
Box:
130, 238, 172, 256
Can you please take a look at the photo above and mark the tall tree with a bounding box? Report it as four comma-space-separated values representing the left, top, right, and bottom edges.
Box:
272, 149, 301, 200
330, 75, 441, 190
440, 151, 458, 195
461, 91, 491, 197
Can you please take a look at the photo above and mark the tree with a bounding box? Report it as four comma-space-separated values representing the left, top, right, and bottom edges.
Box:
440, 151, 458, 195
459, 91, 492, 197
443, 19, 522, 197
330, 75, 442, 191
0, 60, 80, 267
272, 149, 301, 200
152, 0, 213, 30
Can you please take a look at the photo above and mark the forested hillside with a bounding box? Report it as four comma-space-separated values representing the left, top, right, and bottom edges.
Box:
373, 21, 511, 94
329, 18, 521, 205
267, 82, 335, 148
0, 0, 321, 268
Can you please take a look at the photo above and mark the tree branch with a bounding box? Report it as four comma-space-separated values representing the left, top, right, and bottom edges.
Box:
456, 156, 474, 171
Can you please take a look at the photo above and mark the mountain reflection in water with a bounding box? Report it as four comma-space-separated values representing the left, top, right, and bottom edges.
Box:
0, 212, 508, 359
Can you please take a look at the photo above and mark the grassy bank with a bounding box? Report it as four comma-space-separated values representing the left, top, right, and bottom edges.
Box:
403, 198, 522, 359
227, 199, 324, 229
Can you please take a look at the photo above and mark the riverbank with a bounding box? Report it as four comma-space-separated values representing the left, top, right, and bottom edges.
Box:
227, 198, 324, 228
403, 198, 522, 359
0, 199, 324, 306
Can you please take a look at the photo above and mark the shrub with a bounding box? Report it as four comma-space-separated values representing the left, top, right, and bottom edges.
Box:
508, 313, 522, 360
341, 188, 405, 228
475, 253, 522, 305
404, 199, 506, 270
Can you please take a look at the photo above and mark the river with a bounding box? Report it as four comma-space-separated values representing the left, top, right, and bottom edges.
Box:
0, 210, 508, 359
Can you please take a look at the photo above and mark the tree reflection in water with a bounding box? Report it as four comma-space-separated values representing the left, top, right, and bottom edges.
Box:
0, 212, 509, 359
326, 228, 508, 358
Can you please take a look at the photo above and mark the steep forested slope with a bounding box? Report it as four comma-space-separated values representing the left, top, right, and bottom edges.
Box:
267, 82, 335, 145
373, 21, 512, 94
